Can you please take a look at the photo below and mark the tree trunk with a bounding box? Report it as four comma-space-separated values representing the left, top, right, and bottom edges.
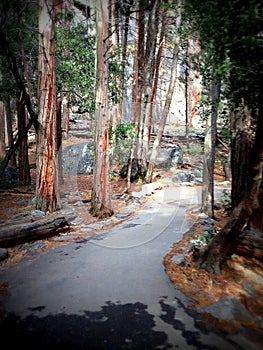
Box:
17, 98, 30, 184
145, 1, 182, 183
4, 97, 16, 168
196, 94, 263, 274
196, 150, 263, 274
0, 29, 38, 178
185, 40, 189, 151
201, 76, 220, 218
60, 0, 71, 140
140, 0, 159, 168
119, 2, 130, 120
148, 14, 166, 132
188, 38, 201, 128
126, 1, 143, 192
56, 96, 63, 185
0, 214, 69, 248
231, 104, 254, 208
90, 0, 113, 218
36, 0, 61, 213
0, 100, 5, 159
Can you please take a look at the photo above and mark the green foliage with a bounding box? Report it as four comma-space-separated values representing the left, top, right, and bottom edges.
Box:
191, 228, 216, 250
56, 20, 123, 113
0, 0, 39, 101
184, 0, 262, 110
195, 97, 212, 123
109, 122, 136, 165
56, 22, 96, 113
110, 122, 136, 143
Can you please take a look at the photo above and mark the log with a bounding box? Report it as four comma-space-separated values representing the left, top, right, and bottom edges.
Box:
236, 229, 263, 259
0, 214, 69, 247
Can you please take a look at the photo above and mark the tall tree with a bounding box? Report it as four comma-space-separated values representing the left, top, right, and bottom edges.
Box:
0, 100, 5, 159
185, 0, 263, 273
90, 0, 113, 218
0, 0, 38, 179
36, 0, 61, 212
145, 0, 182, 183
201, 74, 220, 218
126, 0, 160, 190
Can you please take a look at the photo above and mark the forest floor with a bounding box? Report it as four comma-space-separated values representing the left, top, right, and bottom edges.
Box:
0, 132, 263, 340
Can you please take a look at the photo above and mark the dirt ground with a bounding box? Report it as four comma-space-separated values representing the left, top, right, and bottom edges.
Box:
0, 134, 263, 339
163, 206, 263, 335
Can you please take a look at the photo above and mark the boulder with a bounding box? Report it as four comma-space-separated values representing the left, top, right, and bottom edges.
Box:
62, 142, 94, 175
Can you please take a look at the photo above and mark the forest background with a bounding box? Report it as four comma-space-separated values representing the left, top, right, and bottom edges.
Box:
0, 0, 262, 277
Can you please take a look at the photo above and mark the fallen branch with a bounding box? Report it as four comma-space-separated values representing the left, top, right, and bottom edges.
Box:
0, 214, 70, 247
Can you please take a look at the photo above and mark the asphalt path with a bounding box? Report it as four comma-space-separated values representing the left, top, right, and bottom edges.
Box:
0, 186, 258, 349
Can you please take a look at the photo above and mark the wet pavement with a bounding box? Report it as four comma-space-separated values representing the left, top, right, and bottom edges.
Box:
0, 186, 261, 349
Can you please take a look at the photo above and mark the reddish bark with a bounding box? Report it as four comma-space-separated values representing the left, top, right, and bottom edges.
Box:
36, 0, 60, 213
90, 0, 113, 218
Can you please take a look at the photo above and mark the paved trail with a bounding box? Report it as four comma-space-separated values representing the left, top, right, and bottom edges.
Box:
0, 187, 258, 349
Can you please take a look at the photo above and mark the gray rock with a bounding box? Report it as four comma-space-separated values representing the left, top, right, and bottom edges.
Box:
72, 191, 83, 196
171, 254, 185, 266
0, 248, 8, 261
7, 208, 16, 215
192, 208, 201, 214
53, 235, 77, 242
30, 210, 46, 217
194, 178, 203, 184
62, 142, 94, 175
192, 168, 202, 178
169, 147, 184, 168
18, 200, 27, 205
80, 226, 93, 233
198, 213, 209, 219
116, 213, 131, 219
70, 217, 83, 226
214, 202, 223, 210
202, 225, 214, 233
172, 171, 197, 184
148, 148, 171, 169
12, 210, 29, 220
73, 201, 86, 206
200, 297, 255, 322
29, 197, 37, 205
86, 222, 107, 230
19, 242, 46, 252
204, 218, 215, 225
59, 208, 77, 220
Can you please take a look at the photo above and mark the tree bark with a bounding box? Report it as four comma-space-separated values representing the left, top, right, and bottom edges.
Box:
0, 214, 69, 247
201, 75, 220, 218
90, 0, 113, 218
196, 104, 263, 274
0, 100, 5, 159
17, 98, 31, 184
0, 29, 38, 178
231, 103, 254, 208
4, 97, 16, 168
140, 0, 159, 168
36, 0, 61, 213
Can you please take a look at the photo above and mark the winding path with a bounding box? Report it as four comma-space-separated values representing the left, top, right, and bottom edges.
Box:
0, 186, 258, 349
